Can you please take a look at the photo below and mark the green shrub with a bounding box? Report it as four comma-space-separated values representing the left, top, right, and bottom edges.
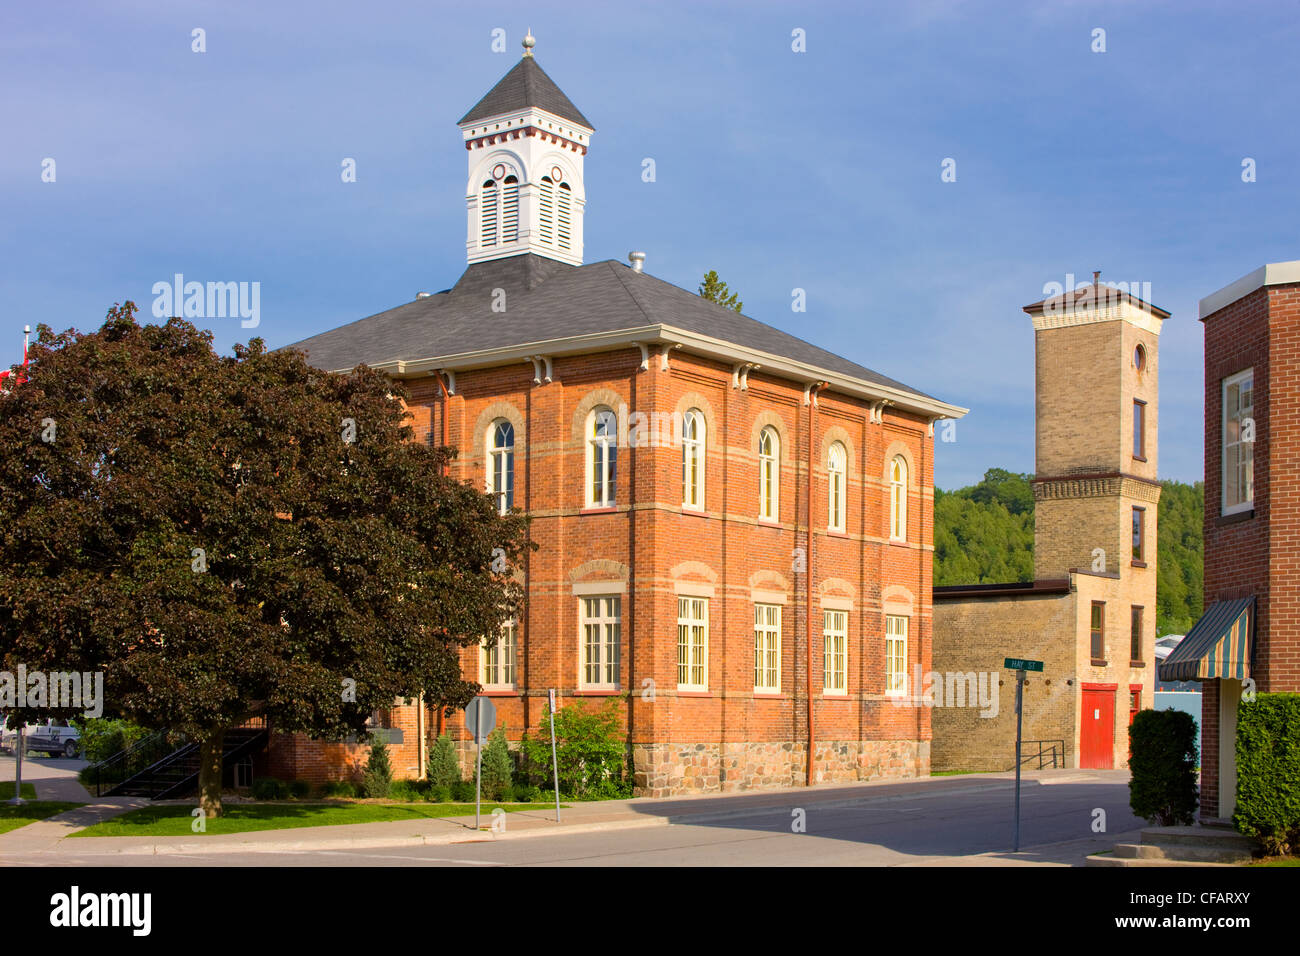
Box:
389, 779, 423, 802
72, 718, 151, 764
427, 733, 462, 788
1235, 693, 1300, 855
476, 726, 514, 801
322, 780, 357, 799
520, 696, 631, 798
427, 784, 451, 803
288, 779, 311, 799
514, 784, 541, 803
361, 738, 393, 798
450, 780, 475, 802
1128, 709, 1198, 826
251, 777, 289, 801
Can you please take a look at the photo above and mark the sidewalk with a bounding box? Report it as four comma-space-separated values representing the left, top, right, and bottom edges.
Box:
0, 769, 1117, 859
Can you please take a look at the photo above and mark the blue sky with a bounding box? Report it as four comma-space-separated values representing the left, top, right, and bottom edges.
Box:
4, 0, 1298, 488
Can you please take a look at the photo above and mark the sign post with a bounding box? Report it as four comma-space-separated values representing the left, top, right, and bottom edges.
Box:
8, 725, 25, 805
464, 696, 496, 831
1003, 658, 1043, 852
548, 689, 561, 822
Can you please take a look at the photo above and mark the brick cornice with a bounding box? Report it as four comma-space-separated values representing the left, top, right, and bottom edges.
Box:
1032, 471, 1163, 503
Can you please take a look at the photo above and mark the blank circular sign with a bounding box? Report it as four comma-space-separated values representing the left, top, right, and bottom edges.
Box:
464, 696, 497, 743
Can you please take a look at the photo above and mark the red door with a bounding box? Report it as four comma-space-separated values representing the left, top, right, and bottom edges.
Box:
1081, 685, 1116, 769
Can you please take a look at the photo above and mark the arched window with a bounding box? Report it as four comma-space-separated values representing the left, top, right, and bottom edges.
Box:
890, 456, 908, 540
588, 407, 617, 508
828, 441, 846, 532
557, 181, 572, 251
479, 179, 498, 248
538, 176, 555, 246
500, 175, 519, 243
486, 419, 514, 515
682, 408, 704, 510
759, 426, 779, 521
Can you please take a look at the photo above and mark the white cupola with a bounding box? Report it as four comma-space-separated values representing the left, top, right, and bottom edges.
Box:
458, 32, 594, 267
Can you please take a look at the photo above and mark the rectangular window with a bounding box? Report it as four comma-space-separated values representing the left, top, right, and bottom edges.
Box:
754, 604, 781, 693
1223, 369, 1254, 515
1130, 606, 1143, 663
481, 619, 517, 688
1132, 506, 1145, 563
823, 609, 847, 694
885, 615, 908, 696
580, 597, 620, 689
677, 597, 708, 690
1133, 399, 1146, 460
1090, 602, 1105, 661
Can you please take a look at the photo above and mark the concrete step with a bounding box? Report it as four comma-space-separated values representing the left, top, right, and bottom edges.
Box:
1140, 826, 1258, 852
1114, 842, 1253, 864
1086, 853, 1235, 868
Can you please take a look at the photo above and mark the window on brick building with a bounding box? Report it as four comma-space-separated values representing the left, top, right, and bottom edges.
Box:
481, 618, 516, 689
1090, 602, 1106, 661
823, 609, 848, 694
759, 427, 779, 521
1130, 606, 1143, 664
828, 441, 847, 532
580, 596, 620, 689
587, 407, 617, 508
754, 603, 781, 693
682, 408, 704, 510
1132, 506, 1145, 563
486, 419, 515, 515
1223, 369, 1254, 515
889, 456, 908, 540
677, 597, 709, 690
885, 614, 908, 695
1133, 399, 1146, 460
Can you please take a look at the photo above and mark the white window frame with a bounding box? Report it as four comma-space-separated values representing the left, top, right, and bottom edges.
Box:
682, 408, 705, 511
754, 603, 781, 693
677, 596, 709, 691
579, 596, 621, 690
480, 619, 517, 690
486, 419, 514, 515
587, 407, 617, 509
828, 441, 847, 532
890, 456, 908, 541
759, 427, 779, 521
823, 609, 847, 695
1222, 369, 1254, 516
885, 615, 908, 696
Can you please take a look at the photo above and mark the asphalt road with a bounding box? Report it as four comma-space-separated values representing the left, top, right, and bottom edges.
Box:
27, 774, 1144, 867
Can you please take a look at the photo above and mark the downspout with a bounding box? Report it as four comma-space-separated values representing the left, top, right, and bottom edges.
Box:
435, 370, 450, 740
806, 382, 827, 785
524, 374, 533, 733
626, 360, 637, 764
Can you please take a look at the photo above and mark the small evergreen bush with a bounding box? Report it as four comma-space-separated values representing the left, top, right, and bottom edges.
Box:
476, 726, 514, 801
1128, 709, 1198, 826
251, 777, 288, 800
361, 738, 393, 798
1235, 693, 1300, 855
426, 732, 462, 788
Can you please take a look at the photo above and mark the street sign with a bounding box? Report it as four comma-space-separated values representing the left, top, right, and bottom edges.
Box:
1004, 658, 1044, 672
464, 696, 496, 744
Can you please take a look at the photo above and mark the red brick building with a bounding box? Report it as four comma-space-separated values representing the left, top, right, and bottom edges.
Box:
1161, 260, 1300, 821
276, 37, 966, 794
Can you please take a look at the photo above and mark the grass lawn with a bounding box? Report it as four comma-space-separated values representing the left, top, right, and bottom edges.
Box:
73, 801, 555, 837
1253, 856, 1300, 867
0, 802, 85, 835
0, 782, 38, 800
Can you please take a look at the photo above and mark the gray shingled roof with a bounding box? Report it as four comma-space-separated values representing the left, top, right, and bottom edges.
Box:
459, 56, 593, 130
284, 254, 936, 401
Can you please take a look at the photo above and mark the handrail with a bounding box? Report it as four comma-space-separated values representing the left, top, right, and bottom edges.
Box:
1016, 739, 1066, 770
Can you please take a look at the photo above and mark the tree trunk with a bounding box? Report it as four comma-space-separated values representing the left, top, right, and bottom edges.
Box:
198, 728, 226, 818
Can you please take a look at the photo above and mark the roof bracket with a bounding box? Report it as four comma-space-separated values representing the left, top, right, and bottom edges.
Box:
660, 344, 673, 372
633, 342, 650, 371
526, 356, 543, 385
437, 369, 456, 395
542, 355, 553, 383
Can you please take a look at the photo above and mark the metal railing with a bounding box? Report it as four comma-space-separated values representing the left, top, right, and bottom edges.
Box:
1017, 739, 1066, 770
83, 729, 189, 797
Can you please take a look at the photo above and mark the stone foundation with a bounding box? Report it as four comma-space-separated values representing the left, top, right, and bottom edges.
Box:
632, 739, 929, 797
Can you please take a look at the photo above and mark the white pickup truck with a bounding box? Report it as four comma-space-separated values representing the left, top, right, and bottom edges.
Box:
0, 719, 81, 758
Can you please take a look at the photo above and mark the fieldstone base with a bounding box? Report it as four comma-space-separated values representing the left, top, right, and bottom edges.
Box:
632, 739, 929, 797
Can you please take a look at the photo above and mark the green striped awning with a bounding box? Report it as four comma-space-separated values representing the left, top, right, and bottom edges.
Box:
1158, 597, 1254, 682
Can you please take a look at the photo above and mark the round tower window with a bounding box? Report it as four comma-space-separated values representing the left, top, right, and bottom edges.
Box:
1134, 344, 1146, 370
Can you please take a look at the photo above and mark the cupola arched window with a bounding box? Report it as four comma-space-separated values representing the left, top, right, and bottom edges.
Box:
479, 173, 518, 248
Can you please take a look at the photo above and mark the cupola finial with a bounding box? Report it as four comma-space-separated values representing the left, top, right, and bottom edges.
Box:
522, 29, 535, 57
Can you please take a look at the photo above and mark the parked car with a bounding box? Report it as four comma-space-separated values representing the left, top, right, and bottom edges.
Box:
0, 719, 81, 758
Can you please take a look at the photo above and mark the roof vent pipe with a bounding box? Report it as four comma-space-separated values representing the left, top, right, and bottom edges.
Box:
628, 251, 645, 273
416, 291, 432, 299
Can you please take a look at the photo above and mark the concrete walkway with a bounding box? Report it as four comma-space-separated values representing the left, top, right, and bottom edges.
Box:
0, 769, 1127, 862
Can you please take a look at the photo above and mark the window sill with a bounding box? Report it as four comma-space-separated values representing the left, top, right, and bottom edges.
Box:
1129, 661, 1146, 668
676, 690, 712, 697
1132, 455, 1147, 463
681, 506, 708, 517
827, 529, 849, 538
889, 538, 909, 547
753, 692, 784, 699
1217, 509, 1255, 526
757, 518, 781, 528
480, 688, 518, 696
580, 507, 618, 515
574, 688, 620, 696
1131, 560, 1147, 569
822, 692, 849, 699
1090, 659, 1108, 667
